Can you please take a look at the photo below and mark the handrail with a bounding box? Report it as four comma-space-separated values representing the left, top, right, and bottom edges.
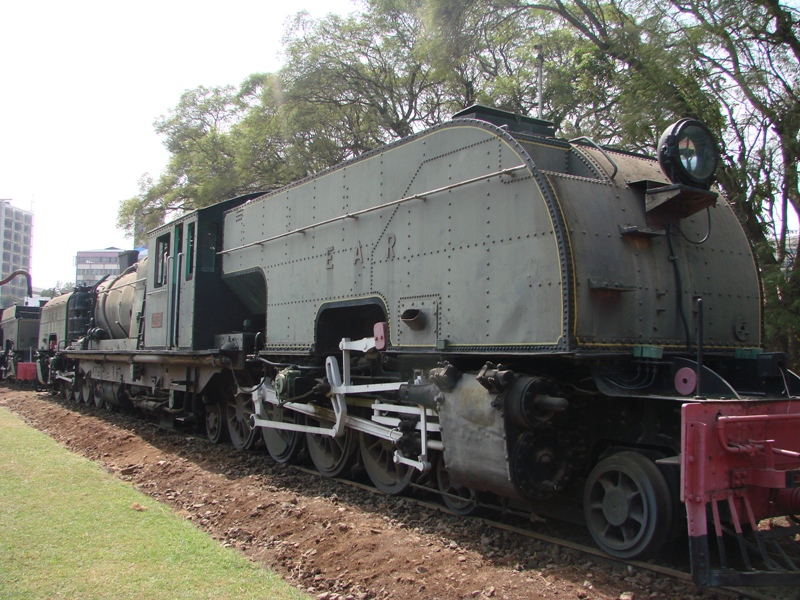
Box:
569, 137, 618, 180
218, 164, 528, 256
716, 412, 800, 456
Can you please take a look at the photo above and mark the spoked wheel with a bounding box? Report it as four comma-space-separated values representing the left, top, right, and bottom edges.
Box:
359, 432, 413, 495
261, 402, 304, 463
69, 381, 79, 402
116, 386, 133, 411
204, 400, 228, 444
79, 377, 94, 405
306, 415, 357, 478
93, 381, 107, 409
71, 374, 83, 404
583, 451, 672, 559
226, 391, 258, 450
436, 454, 477, 515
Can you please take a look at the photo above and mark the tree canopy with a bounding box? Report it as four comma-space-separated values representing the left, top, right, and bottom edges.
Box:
119, 0, 800, 358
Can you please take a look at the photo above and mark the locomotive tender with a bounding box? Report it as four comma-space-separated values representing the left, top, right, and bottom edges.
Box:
35, 105, 800, 586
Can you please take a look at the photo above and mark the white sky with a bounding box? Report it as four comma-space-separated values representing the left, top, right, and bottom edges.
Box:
0, 0, 358, 290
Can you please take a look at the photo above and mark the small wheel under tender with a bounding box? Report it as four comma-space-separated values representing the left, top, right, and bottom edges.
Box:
226, 391, 258, 450
261, 403, 305, 464
79, 377, 94, 405
583, 451, 672, 559
359, 432, 413, 495
204, 400, 228, 444
93, 381, 107, 409
306, 415, 357, 478
69, 379, 80, 402
436, 454, 477, 515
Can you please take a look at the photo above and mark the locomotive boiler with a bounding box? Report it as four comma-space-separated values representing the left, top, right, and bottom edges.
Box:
42, 105, 800, 587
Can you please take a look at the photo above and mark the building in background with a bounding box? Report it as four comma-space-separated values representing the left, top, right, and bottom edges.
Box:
0, 199, 33, 302
75, 248, 138, 287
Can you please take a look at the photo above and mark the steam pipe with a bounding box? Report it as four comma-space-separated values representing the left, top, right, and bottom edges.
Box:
0, 269, 32, 297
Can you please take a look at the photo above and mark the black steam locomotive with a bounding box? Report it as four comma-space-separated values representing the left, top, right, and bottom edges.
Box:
17, 105, 800, 587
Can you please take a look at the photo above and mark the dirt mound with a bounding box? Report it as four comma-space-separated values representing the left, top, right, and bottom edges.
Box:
0, 387, 717, 600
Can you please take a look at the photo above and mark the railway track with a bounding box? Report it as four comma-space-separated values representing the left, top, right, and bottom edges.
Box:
297, 466, 786, 600
6, 386, 793, 600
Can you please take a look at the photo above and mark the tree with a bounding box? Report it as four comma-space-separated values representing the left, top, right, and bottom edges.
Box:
426, 1, 631, 140
118, 86, 245, 242
281, 1, 445, 142
39, 281, 74, 298
120, 0, 459, 242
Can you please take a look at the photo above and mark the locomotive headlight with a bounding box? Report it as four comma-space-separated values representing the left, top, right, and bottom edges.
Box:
658, 119, 719, 189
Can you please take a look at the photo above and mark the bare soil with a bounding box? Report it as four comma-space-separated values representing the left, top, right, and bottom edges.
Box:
0, 387, 737, 600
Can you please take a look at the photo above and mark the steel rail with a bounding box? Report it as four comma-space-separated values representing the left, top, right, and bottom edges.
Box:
296, 465, 776, 600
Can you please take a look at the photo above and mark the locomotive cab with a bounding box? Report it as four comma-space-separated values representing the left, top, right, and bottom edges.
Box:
143, 193, 264, 351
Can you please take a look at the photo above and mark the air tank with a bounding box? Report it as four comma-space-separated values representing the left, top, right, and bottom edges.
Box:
94, 257, 146, 340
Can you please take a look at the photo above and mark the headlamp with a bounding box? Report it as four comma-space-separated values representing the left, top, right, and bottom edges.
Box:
658, 119, 719, 189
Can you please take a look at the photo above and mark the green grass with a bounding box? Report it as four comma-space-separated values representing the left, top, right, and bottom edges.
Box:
0, 406, 308, 600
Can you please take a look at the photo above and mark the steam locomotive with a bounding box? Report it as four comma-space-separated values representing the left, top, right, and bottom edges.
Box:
13, 105, 800, 587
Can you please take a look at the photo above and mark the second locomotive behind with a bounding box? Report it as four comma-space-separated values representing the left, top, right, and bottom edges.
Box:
40, 105, 800, 587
